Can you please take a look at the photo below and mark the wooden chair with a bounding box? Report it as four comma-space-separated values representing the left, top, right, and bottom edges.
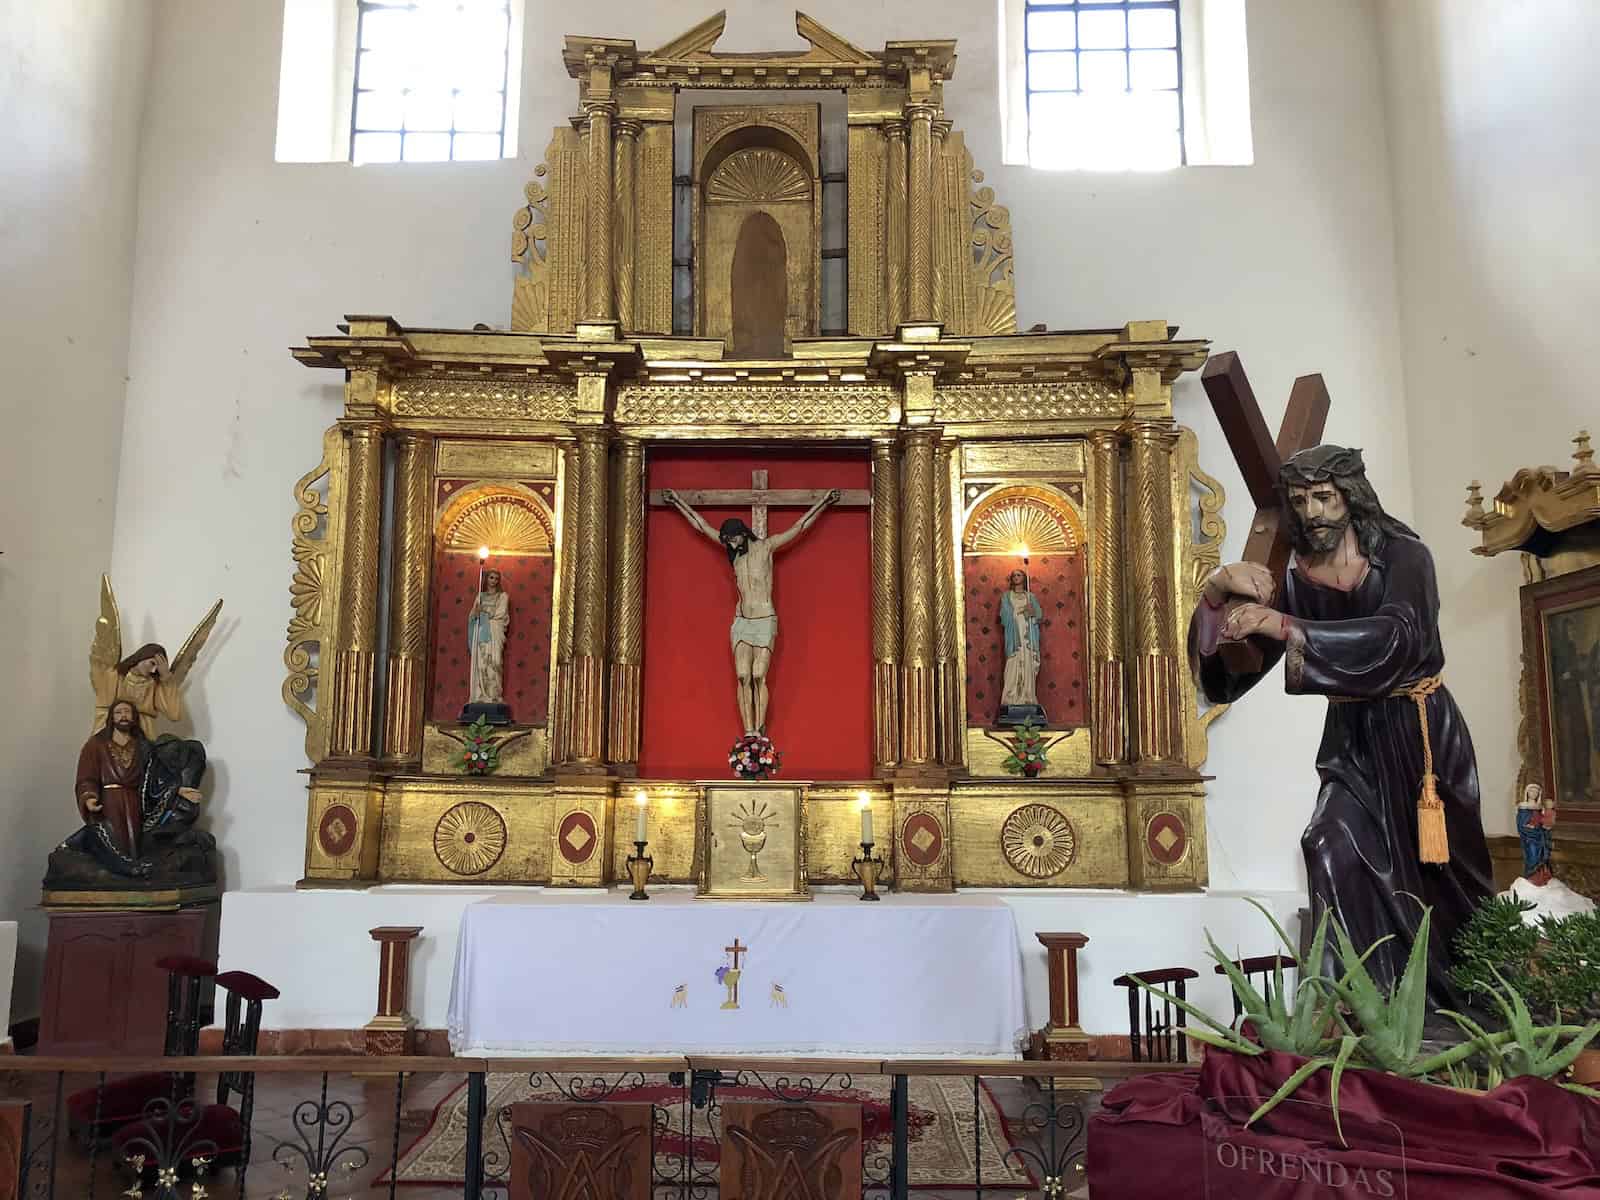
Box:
67, 955, 216, 1141
111, 970, 279, 1176
1214, 954, 1298, 1022
1112, 967, 1199, 1063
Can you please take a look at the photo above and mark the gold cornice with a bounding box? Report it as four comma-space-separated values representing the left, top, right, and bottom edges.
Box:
1464, 430, 1600, 557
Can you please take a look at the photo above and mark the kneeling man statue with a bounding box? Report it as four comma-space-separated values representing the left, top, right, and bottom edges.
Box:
1190, 445, 1493, 1008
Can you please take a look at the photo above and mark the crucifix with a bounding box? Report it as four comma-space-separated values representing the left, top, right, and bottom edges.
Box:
721, 937, 748, 1009
650, 471, 871, 735
1199, 352, 1331, 672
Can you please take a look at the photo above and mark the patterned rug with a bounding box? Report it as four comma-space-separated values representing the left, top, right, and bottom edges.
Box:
384, 1071, 1035, 1190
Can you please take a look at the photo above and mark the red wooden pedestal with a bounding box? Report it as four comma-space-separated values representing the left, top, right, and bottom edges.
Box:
38, 905, 218, 1056
365, 925, 423, 1056
1037, 931, 1090, 1061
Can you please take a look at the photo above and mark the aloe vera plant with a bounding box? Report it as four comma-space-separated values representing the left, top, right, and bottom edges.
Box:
1439, 967, 1600, 1098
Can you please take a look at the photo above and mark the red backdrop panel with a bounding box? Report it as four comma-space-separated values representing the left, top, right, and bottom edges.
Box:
963, 553, 1088, 728
640, 447, 872, 779
429, 551, 554, 724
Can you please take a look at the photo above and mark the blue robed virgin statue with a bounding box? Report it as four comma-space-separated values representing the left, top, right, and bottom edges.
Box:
997, 569, 1046, 727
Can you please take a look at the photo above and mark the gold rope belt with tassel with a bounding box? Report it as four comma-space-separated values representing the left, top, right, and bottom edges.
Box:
1329, 674, 1448, 865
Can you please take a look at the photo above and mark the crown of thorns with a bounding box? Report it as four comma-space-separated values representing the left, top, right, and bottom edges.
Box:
1280, 444, 1366, 487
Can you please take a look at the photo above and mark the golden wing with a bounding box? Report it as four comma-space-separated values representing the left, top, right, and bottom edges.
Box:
168, 597, 224, 685
89, 575, 122, 686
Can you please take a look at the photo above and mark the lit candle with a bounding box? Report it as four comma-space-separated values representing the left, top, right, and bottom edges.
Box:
477, 545, 490, 591
858, 791, 873, 845
634, 790, 648, 843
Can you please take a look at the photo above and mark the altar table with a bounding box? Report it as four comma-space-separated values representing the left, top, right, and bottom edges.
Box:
446, 891, 1030, 1057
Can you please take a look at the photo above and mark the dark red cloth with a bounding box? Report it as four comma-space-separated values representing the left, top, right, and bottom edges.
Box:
1090, 1051, 1600, 1198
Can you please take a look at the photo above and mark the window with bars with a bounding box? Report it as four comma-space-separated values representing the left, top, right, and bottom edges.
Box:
350, 0, 513, 164
1025, 0, 1184, 170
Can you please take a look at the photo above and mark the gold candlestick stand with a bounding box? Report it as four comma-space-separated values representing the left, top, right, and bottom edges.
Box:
851, 841, 885, 901
627, 840, 653, 900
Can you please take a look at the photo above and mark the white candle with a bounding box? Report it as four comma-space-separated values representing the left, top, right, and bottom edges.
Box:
634, 791, 648, 843
858, 791, 873, 845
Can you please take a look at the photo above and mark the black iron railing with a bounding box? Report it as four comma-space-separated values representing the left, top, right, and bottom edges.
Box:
0, 1054, 1152, 1197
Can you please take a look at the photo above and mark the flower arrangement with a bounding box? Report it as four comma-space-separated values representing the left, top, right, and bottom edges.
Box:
459, 716, 502, 775
1001, 719, 1049, 778
729, 732, 780, 780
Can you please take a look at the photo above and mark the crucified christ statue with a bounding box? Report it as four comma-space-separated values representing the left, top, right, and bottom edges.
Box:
659, 486, 842, 735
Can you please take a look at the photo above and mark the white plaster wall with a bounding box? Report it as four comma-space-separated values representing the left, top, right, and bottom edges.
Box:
114, 0, 1405, 910
0, 0, 153, 1026
0, 922, 15, 1049
1379, 1, 1600, 839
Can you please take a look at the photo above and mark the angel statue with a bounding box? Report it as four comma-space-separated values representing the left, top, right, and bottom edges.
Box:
89, 575, 222, 737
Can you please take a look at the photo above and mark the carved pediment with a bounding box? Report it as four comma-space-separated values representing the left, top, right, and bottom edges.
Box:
646, 10, 876, 66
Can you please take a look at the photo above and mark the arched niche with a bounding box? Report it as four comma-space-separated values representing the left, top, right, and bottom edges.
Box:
692, 108, 821, 355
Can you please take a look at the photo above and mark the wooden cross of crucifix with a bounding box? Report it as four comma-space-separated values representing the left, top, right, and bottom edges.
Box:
1199, 351, 1331, 672
647, 470, 870, 535
725, 938, 747, 969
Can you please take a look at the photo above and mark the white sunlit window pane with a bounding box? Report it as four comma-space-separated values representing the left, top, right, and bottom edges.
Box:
402, 131, 453, 162
1076, 9, 1127, 49
350, 0, 512, 163
1128, 7, 1177, 47
1078, 50, 1127, 91
1026, 10, 1076, 51
352, 131, 402, 165
404, 88, 453, 132
1028, 51, 1078, 92
453, 132, 503, 160
1129, 48, 1179, 91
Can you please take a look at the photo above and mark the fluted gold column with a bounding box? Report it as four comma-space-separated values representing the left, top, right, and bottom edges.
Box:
330, 420, 384, 758
613, 119, 640, 332
570, 427, 610, 764
906, 102, 937, 324
932, 437, 964, 765
1089, 431, 1128, 765
381, 432, 432, 764
551, 441, 581, 765
1127, 420, 1181, 762
884, 119, 908, 328
607, 438, 645, 765
583, 99, 615, 324
899, 430, 938, 766
871, 438, 901, 769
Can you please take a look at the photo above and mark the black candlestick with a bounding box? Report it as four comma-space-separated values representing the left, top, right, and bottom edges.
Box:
626, 840, 653, 900
851, 841, 885, 900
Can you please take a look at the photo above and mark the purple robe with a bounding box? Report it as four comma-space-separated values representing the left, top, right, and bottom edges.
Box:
1191, 534, 1493, 1009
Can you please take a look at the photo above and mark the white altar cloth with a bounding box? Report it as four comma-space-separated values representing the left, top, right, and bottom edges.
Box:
447, 890, 1030, 1058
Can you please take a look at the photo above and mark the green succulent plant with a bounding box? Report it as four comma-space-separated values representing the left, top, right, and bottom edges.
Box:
1438, 966, 1600, 1098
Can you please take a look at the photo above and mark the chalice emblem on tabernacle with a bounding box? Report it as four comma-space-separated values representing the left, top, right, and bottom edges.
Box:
731, 799, 776, 882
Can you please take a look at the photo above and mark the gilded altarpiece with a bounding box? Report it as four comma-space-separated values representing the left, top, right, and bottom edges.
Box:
284, 14, 1226, 895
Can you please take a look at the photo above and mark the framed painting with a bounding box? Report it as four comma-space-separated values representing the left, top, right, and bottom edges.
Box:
696, 783, 811, 901
1524, 563, 1600, 813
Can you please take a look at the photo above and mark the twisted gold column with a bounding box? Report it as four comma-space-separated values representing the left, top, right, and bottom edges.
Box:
583, 100, 615, 324
906, 102, 936, 324
1127, 420, 1181, 762
614, 119, 640, 332
884, 119, 908, 329
551, 441, 581, 765
932, 438, 964, 765
570, 428, 610, 764
899, 430, 938, 767
382, 433, 432, 764
330, 421, 384, 758
607, 438, 645, 765
1089, 430, 1128, 765
870, 438, 901, 769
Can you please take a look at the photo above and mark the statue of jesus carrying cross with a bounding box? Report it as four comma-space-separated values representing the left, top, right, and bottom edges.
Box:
652, 470, 869, 736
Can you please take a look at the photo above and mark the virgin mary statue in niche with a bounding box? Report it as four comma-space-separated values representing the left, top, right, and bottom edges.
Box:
997, 569, 1046, 727
461, 568, 511, 724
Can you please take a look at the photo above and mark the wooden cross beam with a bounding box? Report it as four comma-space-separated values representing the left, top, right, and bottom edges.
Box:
647, 469, 870, 537
1199, 352, 1331, 670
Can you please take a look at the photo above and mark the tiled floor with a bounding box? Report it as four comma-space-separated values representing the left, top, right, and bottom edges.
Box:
2, 1067, 1097, 1197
